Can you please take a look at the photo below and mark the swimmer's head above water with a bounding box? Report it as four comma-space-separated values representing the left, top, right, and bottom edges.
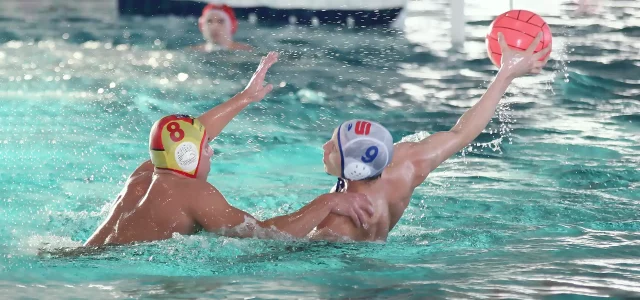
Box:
198, 4, 238, 47
323, 120, 394, 187
149, 115, 212, 179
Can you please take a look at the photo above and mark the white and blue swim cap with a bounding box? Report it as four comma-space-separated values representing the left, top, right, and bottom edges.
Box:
336, 120, 394, 181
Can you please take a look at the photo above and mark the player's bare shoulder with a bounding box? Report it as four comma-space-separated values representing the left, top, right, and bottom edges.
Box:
180, 179, 226, 206
127, 161, 154, 181
382, 142, 417, 182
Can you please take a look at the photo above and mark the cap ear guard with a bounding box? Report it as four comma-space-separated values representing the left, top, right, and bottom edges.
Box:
343, 157, 373, 180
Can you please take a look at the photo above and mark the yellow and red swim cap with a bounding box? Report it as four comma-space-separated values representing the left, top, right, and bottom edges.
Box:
149, 115, 207, 178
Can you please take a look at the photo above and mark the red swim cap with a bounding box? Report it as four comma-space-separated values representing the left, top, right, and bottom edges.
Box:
198, 4, 238, 35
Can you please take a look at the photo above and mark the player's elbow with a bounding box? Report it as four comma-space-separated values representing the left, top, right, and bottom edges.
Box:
255, 220, 306, 239
447, 129, 475, 149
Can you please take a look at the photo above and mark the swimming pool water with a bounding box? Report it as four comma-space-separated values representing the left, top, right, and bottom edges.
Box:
1, 0, 639, 298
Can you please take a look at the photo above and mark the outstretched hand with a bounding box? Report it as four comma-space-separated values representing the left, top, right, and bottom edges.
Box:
241, 51, 279, 102
498, 32, 551, 80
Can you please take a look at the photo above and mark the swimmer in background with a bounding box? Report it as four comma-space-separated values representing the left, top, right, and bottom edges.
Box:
575, 0, 599, 15
191, 4, 253, 52
84, 52, 373, 246
308, 33, 552, 242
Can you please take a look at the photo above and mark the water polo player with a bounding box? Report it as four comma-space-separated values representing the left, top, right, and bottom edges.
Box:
84, 52, 373, 246
309, 33, 551, 242
192, 4, 253, 52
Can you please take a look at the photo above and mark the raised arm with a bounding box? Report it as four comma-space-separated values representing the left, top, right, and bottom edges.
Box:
405, 32, 551, 187
190, 185, 373, 239
126, 53, 279, 175
196, 51, 278, 141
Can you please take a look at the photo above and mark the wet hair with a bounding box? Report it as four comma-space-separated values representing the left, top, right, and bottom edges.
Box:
363, 173, 382, 182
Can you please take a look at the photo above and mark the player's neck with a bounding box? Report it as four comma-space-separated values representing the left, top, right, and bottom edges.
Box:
154, 169, 194, 180
343, 179, 373, 193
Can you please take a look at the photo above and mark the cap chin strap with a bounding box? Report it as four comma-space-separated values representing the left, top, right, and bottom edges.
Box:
337, 124, 346, 179
334, 124, 347, 193
334, 178, 346, 193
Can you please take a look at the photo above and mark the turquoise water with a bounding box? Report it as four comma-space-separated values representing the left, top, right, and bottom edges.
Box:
1, 0, 639, 298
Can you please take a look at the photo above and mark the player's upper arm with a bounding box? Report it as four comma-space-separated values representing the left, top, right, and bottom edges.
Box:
403, 131, 464, 187
188, 183, 260, 238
